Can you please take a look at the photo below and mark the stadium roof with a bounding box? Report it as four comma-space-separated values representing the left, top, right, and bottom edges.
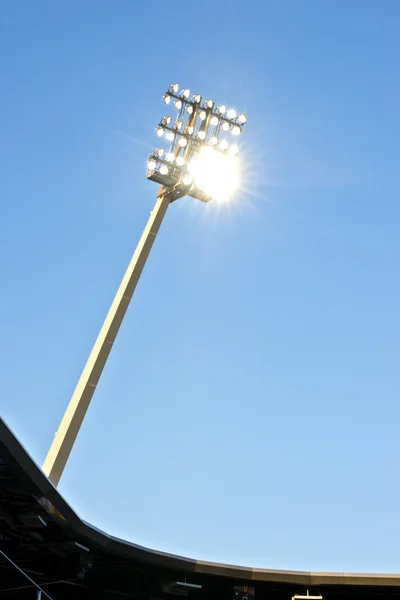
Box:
1, 417, 399, 600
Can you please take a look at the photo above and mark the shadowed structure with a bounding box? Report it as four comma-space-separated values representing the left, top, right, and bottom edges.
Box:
1, 418, 399, 600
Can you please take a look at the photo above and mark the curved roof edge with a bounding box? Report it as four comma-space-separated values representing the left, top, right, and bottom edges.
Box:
1, 417, 398, 588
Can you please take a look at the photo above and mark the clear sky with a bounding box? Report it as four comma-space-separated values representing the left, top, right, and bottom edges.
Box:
1, 0, 400, 574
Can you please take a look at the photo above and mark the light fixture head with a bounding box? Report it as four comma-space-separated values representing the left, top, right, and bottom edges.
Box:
149, 85, 247, 203
229, 145, 239, 156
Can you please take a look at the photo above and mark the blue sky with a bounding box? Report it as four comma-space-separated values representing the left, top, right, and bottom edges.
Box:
1, 0, 400, 573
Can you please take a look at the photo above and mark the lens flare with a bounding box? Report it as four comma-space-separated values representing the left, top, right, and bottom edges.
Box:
189, 147, 239, 203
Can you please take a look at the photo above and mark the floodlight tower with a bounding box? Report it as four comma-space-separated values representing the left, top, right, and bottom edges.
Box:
42, 83, 247, 486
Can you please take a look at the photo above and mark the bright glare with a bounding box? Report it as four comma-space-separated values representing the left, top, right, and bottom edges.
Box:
176, 156, 185, 166
166, 131, 174, 142
210, 115, 219, 126
232, 125, 241, 136
182, 174, 192, 185
189, 147, 239, 203
166, 152, 174, 162
156, 127, 164, 137
198, 130, 206, 140
156, 148, 164, 157
148, 159, 156, 170
160, 165, 169, 175
210, 136, 218, 145
227, 109, 236, 119
222, 122, 230, 131
238, 114, 247, 124
199, 110, 206, 121
178, 137, 187, 147
218, 105, 226, 114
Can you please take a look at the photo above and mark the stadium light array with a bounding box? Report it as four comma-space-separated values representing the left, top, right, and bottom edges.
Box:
147, 83, 247, 204
42, 82, 247, 487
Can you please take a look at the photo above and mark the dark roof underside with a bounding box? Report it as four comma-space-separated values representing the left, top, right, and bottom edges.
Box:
0, 417, 399, 600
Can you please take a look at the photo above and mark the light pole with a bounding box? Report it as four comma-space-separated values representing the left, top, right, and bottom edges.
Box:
42, 83, 247, 486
